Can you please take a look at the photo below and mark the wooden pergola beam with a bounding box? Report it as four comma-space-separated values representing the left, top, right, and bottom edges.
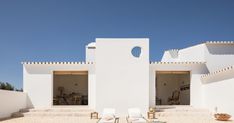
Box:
53, 71, 88, 75
156, 71, 190, 74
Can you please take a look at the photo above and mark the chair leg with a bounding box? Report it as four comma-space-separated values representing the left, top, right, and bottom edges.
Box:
116, 118, 120, 123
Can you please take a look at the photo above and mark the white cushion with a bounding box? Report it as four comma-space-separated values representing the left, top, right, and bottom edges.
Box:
99, 118, 115, 123
128, 118, 147, 123
102, 108, 115, 118
128, 108, 142, 118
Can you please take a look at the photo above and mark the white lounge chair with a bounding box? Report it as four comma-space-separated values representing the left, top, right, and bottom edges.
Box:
97, 108, 119, 123
127, 108, 148, 123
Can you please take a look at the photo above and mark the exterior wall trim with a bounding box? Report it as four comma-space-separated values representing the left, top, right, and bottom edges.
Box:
205, 41, 234, 44
150, 61, 205, 64
21, 61, 94, 65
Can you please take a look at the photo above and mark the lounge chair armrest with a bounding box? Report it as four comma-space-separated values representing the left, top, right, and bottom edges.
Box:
126, 116, 131, 123
127, 116, 148, 123
143, 117, 150, 123
97, 117, 119, 123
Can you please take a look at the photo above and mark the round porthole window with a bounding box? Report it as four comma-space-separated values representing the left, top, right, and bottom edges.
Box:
131, 46, 142, 58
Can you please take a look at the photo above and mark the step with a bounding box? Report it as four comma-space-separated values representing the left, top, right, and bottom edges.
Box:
155, 112, 212, 117
153, 106, 212, 117
16, 107, 95, 117
156, 106, 210, 112
22, 112, 91, 117
157, 108, 210, 112
23, 108, 94, 112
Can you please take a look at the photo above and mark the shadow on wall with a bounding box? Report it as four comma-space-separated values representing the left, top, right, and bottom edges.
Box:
24, 64, 94, 75
207, 44, 234, 55
201, 69, 234, 84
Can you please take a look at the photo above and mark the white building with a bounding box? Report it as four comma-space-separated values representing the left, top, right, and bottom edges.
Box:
22, 38, 234, 116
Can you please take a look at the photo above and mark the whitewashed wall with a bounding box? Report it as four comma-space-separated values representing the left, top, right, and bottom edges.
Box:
0, 90, 27, 119
202, 78, 234, 117
190, 74, 204, 107
86, 42, 96, 62
178, 44, 206, 62
95, 38, 149, 116
162, 43, 234, 73
149, 63, 208, 107
23, 63, 96, 109
201, 69, 234, 117
162, 44, 206, 62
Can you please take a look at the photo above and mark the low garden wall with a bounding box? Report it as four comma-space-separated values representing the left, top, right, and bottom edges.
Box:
0, 89, 27, 119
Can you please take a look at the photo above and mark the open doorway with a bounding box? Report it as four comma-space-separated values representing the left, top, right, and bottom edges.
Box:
156, 71, 190, 105
53, 71, 88, 106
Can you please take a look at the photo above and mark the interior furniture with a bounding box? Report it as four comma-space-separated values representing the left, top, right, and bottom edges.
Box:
167, 90, 180, 105
82, 95, 88, 105
90, 112, 98, 119
58, 86, 64, 96
53, 91, 88, 105
147, 111, 156, 119
147, 107, 156, 119
53, 98, 59, 105
156, 97, 162, 105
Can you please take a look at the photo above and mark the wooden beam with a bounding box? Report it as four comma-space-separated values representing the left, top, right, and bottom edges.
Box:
53, 71, 88, 75
156, 71, 190, 74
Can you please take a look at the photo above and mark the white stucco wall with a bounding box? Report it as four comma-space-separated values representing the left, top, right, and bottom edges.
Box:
95, 38, 149, 116
201, 69, 234, 117
162, 44, 206, 62
0, 90, 27, 119
190, 74, 204, 107
23, 63, 96, 109
162, 43, 234, 73
149, 63, 208, 107
202, 77, 234, 117
178, 44, 206, 62
86, 42, 96, 62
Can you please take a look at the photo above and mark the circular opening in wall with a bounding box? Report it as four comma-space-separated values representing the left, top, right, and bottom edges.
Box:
131, 46, 142, 58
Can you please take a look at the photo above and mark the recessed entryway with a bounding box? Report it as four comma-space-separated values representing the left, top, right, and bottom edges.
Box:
156, 71, 190, 105
53, 71, 88, 106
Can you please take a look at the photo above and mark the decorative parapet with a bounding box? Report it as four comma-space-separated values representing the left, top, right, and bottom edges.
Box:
150, 61, 205, 64
205, 41, 234, 44
167, 49, 179, 58
201, 65, 234, 83
166, 49, 179, 51
21, 61, 94, 65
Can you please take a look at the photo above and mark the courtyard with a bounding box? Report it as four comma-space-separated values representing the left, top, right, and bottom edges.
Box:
1, 115, 233, 123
